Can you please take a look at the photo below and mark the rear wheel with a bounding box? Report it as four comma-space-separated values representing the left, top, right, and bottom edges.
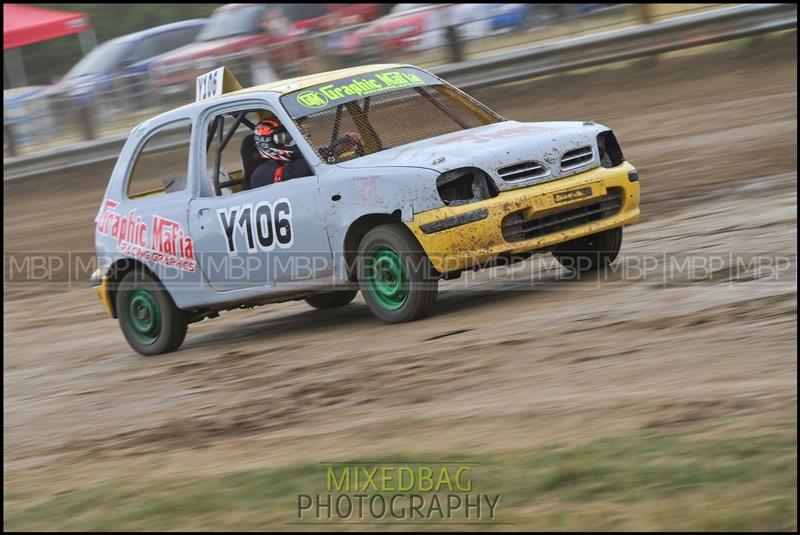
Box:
357, 224, 438, 323
117, 269, 187, 356
304, 289, 358, 309
552, 226, 623, 272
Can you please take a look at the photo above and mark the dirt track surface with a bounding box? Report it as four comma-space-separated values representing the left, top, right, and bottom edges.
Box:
4, 40, 797, 489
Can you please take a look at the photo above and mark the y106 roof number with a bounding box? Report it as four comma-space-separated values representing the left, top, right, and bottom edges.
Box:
196, 67, 224, 102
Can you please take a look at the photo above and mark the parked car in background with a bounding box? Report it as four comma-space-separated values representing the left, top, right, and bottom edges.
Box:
43, 19, 207, 110
339, 4, 498, 60
284, 3, 382, 31
150, 3, 382, 100
488, 3, 533, 32
341, 4, 438, 57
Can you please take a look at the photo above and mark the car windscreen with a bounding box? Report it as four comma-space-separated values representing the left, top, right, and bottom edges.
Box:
282, 67, 504, 163
64, 41, 128, 79
279, 3, 328, 22
197, 5, 265, 42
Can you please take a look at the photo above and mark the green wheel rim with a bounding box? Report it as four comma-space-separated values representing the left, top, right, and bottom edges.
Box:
367, 246, 408, 311
126, 288, 161, 345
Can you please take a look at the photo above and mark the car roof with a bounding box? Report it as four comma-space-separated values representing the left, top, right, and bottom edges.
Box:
107, 19, 207, 45
215, 3, 260, 13
141, 63, 421, 124
225, 63, 408, 96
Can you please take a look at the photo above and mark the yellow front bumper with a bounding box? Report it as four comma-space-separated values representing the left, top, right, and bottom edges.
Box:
405, 162, 640, 273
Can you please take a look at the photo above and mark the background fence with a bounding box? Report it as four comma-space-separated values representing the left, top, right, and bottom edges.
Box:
3, 3, 796, 179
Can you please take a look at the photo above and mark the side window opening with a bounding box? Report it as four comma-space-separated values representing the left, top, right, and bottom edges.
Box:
205, 108, 313, 197
205, 109, 264, 196
126, 119, 192, 199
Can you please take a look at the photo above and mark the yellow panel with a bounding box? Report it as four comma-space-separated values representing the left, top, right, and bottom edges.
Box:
94, 275, 114, 318
128, 187, 166, 199
405, 163, 641, 273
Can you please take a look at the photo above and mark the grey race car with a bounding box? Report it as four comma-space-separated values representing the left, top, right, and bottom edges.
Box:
92, 64, 640, 355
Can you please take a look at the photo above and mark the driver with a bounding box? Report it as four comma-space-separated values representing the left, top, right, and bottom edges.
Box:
250, 118, 313, 188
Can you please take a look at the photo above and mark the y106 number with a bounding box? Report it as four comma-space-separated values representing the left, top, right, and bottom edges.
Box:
196, 67, 224, 102
217, 200, 293, 253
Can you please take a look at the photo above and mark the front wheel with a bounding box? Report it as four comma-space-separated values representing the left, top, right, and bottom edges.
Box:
304, 289, 358, 309
357, 224, 438, 323
552, 226, 623, 272
116, 269, 187, 356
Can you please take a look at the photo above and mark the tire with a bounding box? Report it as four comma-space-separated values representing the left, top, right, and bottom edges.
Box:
357, 223, 438, 323
552, 226, 623, 273
305, 289, 358, 309
116, 269, 188, 356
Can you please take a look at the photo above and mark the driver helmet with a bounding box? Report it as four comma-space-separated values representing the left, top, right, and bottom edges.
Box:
254, 118, 297, 162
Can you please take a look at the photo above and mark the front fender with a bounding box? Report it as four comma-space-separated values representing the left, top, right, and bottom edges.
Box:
318, 165, 443, 275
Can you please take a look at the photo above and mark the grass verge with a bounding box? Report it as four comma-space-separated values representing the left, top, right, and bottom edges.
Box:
4, 421, 796, 531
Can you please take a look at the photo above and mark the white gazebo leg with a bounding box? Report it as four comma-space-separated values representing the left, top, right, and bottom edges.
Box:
78, 28, 98, 56
4, 48, 28, 88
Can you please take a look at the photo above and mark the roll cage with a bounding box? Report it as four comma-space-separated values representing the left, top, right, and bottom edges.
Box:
206, 109, 260, 196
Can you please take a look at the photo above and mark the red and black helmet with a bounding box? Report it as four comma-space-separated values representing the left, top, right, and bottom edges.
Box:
254, 118, 298, 162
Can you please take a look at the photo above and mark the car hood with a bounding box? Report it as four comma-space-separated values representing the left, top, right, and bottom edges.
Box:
335, 120, 607, 174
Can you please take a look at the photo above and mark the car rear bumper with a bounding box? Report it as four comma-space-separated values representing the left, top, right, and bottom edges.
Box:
405, 162, 641, 273
91, 267, 115, 318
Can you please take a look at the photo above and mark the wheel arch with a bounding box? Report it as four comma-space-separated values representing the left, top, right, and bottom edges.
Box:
344, 210, 425, 281
106, 258, 164, 318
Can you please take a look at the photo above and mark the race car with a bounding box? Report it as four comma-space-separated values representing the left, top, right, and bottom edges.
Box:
92, 64, 640, 355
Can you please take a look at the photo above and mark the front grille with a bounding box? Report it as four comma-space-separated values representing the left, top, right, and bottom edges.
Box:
501, 188, 623, 243
560, 146, 593, 169
497, 160, 549, 181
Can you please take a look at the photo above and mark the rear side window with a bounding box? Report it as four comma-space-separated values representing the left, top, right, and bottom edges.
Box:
127, 120, 192, 199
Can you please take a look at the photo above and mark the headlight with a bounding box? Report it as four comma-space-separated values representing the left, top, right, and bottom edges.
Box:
597, 130, 624, 168
435, 167, 498, 206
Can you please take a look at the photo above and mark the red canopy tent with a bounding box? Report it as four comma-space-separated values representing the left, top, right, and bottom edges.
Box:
3, 3, 94, 87
4, 4, 91, 49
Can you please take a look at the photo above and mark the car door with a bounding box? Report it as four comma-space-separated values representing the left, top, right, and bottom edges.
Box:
188, 104, 334, 291
106, 118, 201, 287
